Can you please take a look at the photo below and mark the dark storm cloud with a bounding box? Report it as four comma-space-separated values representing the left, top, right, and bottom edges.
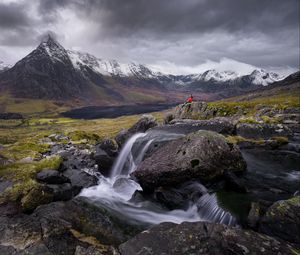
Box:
0, 2, 31, 29
37, 0, 299, 38
0, 0, 299, 72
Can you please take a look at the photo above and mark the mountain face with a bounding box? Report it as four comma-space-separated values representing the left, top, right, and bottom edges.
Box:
0, 35, 288, 105
0, 61, 11, 73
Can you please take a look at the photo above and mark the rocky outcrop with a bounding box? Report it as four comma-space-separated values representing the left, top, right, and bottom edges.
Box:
115, 115, 158, 147
173, 101, 214, 119
236, 123, 293, 139
260, 196, 300, 244
119, 221, 298, 255
132, 130, 247, 191
155, 117, 236, 135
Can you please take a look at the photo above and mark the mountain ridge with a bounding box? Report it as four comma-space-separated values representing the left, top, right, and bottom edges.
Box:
0, 35, 295, 106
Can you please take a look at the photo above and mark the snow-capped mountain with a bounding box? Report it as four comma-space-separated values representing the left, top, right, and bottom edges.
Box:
248, 69, 283, 86
0, 35, 290, 104
65, 49, 284, 86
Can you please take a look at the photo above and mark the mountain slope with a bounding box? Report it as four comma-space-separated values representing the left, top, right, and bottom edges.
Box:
0, 35, 291, 106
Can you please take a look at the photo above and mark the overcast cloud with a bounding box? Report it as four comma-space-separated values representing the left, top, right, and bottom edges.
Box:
0, 0, 299, 75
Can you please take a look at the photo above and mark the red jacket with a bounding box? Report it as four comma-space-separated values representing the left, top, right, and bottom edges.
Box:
187, 97, 193, 103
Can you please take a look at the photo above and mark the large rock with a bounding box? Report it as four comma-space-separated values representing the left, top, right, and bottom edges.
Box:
236, 123, 293, 139
93, 139, 118, 176
173, 101, 212, 119
115, 115, 158, 147
119, 221, 298, 255
260, 196, 300, 244
36, 169, 70, 184
132, 130, 247, 191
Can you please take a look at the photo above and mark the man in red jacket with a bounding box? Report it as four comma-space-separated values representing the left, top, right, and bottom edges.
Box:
186, 95, 193, 103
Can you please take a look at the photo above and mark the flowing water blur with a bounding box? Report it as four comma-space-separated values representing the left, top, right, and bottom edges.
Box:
80, 131, 237, 226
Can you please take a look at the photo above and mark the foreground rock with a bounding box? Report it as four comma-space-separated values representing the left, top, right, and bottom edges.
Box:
0, 197, 140, 254
260, 196, 300, 244
132, 130, 247, 191
119, 221, 298, 255
236, 123, 293, 139
115, 115, 158, 147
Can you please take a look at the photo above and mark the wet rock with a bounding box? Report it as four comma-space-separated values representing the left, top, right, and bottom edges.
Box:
247, 202, 260, 230
115, 130, 129, 149
236, 123, 293, 139
223, 170, 247, 193
34, 197, 141, 245
260, 196, 300, 244
36, 169, 70, 184
97, 138, 118, 157
119, 221, 298, 255
93, 148, 114, 176
62, 169, 98, 189
47, 183, 81, 201
153, 181, 207, 210
115, 115, 158, 147
132, 130, 247, 191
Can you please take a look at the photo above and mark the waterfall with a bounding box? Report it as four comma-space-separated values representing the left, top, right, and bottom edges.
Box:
110, 133, 147, 178
80, 131, 236, 226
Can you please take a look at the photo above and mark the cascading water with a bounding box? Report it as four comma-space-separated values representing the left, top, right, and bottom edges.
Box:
79, 131, 236, 226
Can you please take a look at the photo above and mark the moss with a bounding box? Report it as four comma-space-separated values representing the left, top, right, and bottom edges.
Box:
290, 248, 300, 255
1, 142, 50, 161
0, 156, 62, 182
238, 117, 260, 124
226, 136, 265, 145
20, 184, 53, 212
271, 136, 289, 146
286, 196, 300, 206
261, 116, 281, 124
68, 130, 100, 144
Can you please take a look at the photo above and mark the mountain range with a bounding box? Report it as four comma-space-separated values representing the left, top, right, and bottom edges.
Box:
0, 35, 294, 106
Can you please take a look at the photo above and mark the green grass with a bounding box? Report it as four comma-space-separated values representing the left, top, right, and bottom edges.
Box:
207, 94, 300, 119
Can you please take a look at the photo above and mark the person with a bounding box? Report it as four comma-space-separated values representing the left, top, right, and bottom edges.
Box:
186, 94, 193, 103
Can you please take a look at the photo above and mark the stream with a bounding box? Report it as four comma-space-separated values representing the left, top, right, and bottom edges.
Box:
79, 130, 300, 228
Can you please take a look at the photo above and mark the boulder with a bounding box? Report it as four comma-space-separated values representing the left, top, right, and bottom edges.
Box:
236, 123, 293, 139
94, 139, 118, 176
96, 138, 118, 157
115, 115, 158, 147
62, 169, 98, 189
119, 221, 298, 255
132, 130, 247, 191
260, 196, 300, 244
36, 169, 70, 184
47, 183, 81, 201
173, 101, 212, 119
164, 117, 236, 135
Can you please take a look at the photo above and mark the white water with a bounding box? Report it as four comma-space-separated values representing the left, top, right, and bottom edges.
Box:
80, 132, 236, 226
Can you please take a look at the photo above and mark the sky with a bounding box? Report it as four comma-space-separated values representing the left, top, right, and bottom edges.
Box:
0, 0, 299, 75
